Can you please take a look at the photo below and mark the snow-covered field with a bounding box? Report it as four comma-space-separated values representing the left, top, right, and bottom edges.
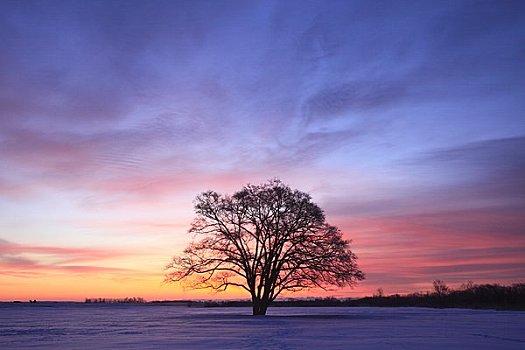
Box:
1, 303, 524, 349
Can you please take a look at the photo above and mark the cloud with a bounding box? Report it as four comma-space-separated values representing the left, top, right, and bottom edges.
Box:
324, 137, 525, 292
0, 176, 33, 200
0, 114, 222, 192
0, 1, 172, 129
411, 136, 525, 204
343, 207, 525, 292
417, 136, 525, 175
324, 136, 525, 218
303, 81, 407, 119
0, 238, 143, 278
0, 238, 129, 260
2, 0, 523, 192
296, 0, 525, 125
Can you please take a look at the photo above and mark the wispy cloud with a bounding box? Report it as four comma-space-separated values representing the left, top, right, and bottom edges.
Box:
0, 238, 144, 278
324, 136, 525, 292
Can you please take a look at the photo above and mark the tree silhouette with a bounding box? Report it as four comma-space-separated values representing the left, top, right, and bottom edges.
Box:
433, 280, 450, 296
166, 179, 364, 315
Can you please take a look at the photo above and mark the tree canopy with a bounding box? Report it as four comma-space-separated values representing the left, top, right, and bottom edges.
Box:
166, 179, 364, 315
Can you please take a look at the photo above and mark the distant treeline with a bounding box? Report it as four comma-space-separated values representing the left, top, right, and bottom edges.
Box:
154, 282, 525, 310
85, 297, 146, 304
83, 282, 525, 310
356, 282, 525, 310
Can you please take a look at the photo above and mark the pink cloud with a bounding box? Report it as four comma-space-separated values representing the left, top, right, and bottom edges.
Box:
330, 205, 525, 294
0, 239, 127, 260
0, 177, 34, 200
0, 239, 147, 279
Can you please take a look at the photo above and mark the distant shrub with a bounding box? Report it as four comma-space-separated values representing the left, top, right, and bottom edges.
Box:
433, 280, 450, 297
85, 297, 145, 304
357, 282, 525, 310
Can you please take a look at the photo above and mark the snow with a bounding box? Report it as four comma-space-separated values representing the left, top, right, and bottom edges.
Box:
1, 304, 524, 349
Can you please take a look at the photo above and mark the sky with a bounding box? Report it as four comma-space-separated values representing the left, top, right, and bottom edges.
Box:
1, 0, 524, 301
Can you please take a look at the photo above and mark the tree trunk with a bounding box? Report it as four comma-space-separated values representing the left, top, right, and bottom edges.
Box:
252, 298, 269, 316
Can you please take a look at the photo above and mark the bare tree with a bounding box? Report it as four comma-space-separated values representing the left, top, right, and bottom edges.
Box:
459, 280, 474, 291
374, 288, 384, 298
166, 179, 364, 315
433, 280, 450, 296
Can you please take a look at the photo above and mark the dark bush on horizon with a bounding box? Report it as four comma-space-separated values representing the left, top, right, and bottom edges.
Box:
361, 282, 525, 310
85, 297, 146, 304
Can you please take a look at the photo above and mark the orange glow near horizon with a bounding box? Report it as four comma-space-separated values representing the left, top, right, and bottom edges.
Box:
2, 203, 523, 302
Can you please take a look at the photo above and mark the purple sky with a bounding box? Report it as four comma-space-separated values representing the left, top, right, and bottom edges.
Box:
1, 0, 524, 300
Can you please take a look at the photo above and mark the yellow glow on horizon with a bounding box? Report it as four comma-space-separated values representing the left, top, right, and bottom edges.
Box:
0, 272, 252, 302
0, 270, 374, 302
